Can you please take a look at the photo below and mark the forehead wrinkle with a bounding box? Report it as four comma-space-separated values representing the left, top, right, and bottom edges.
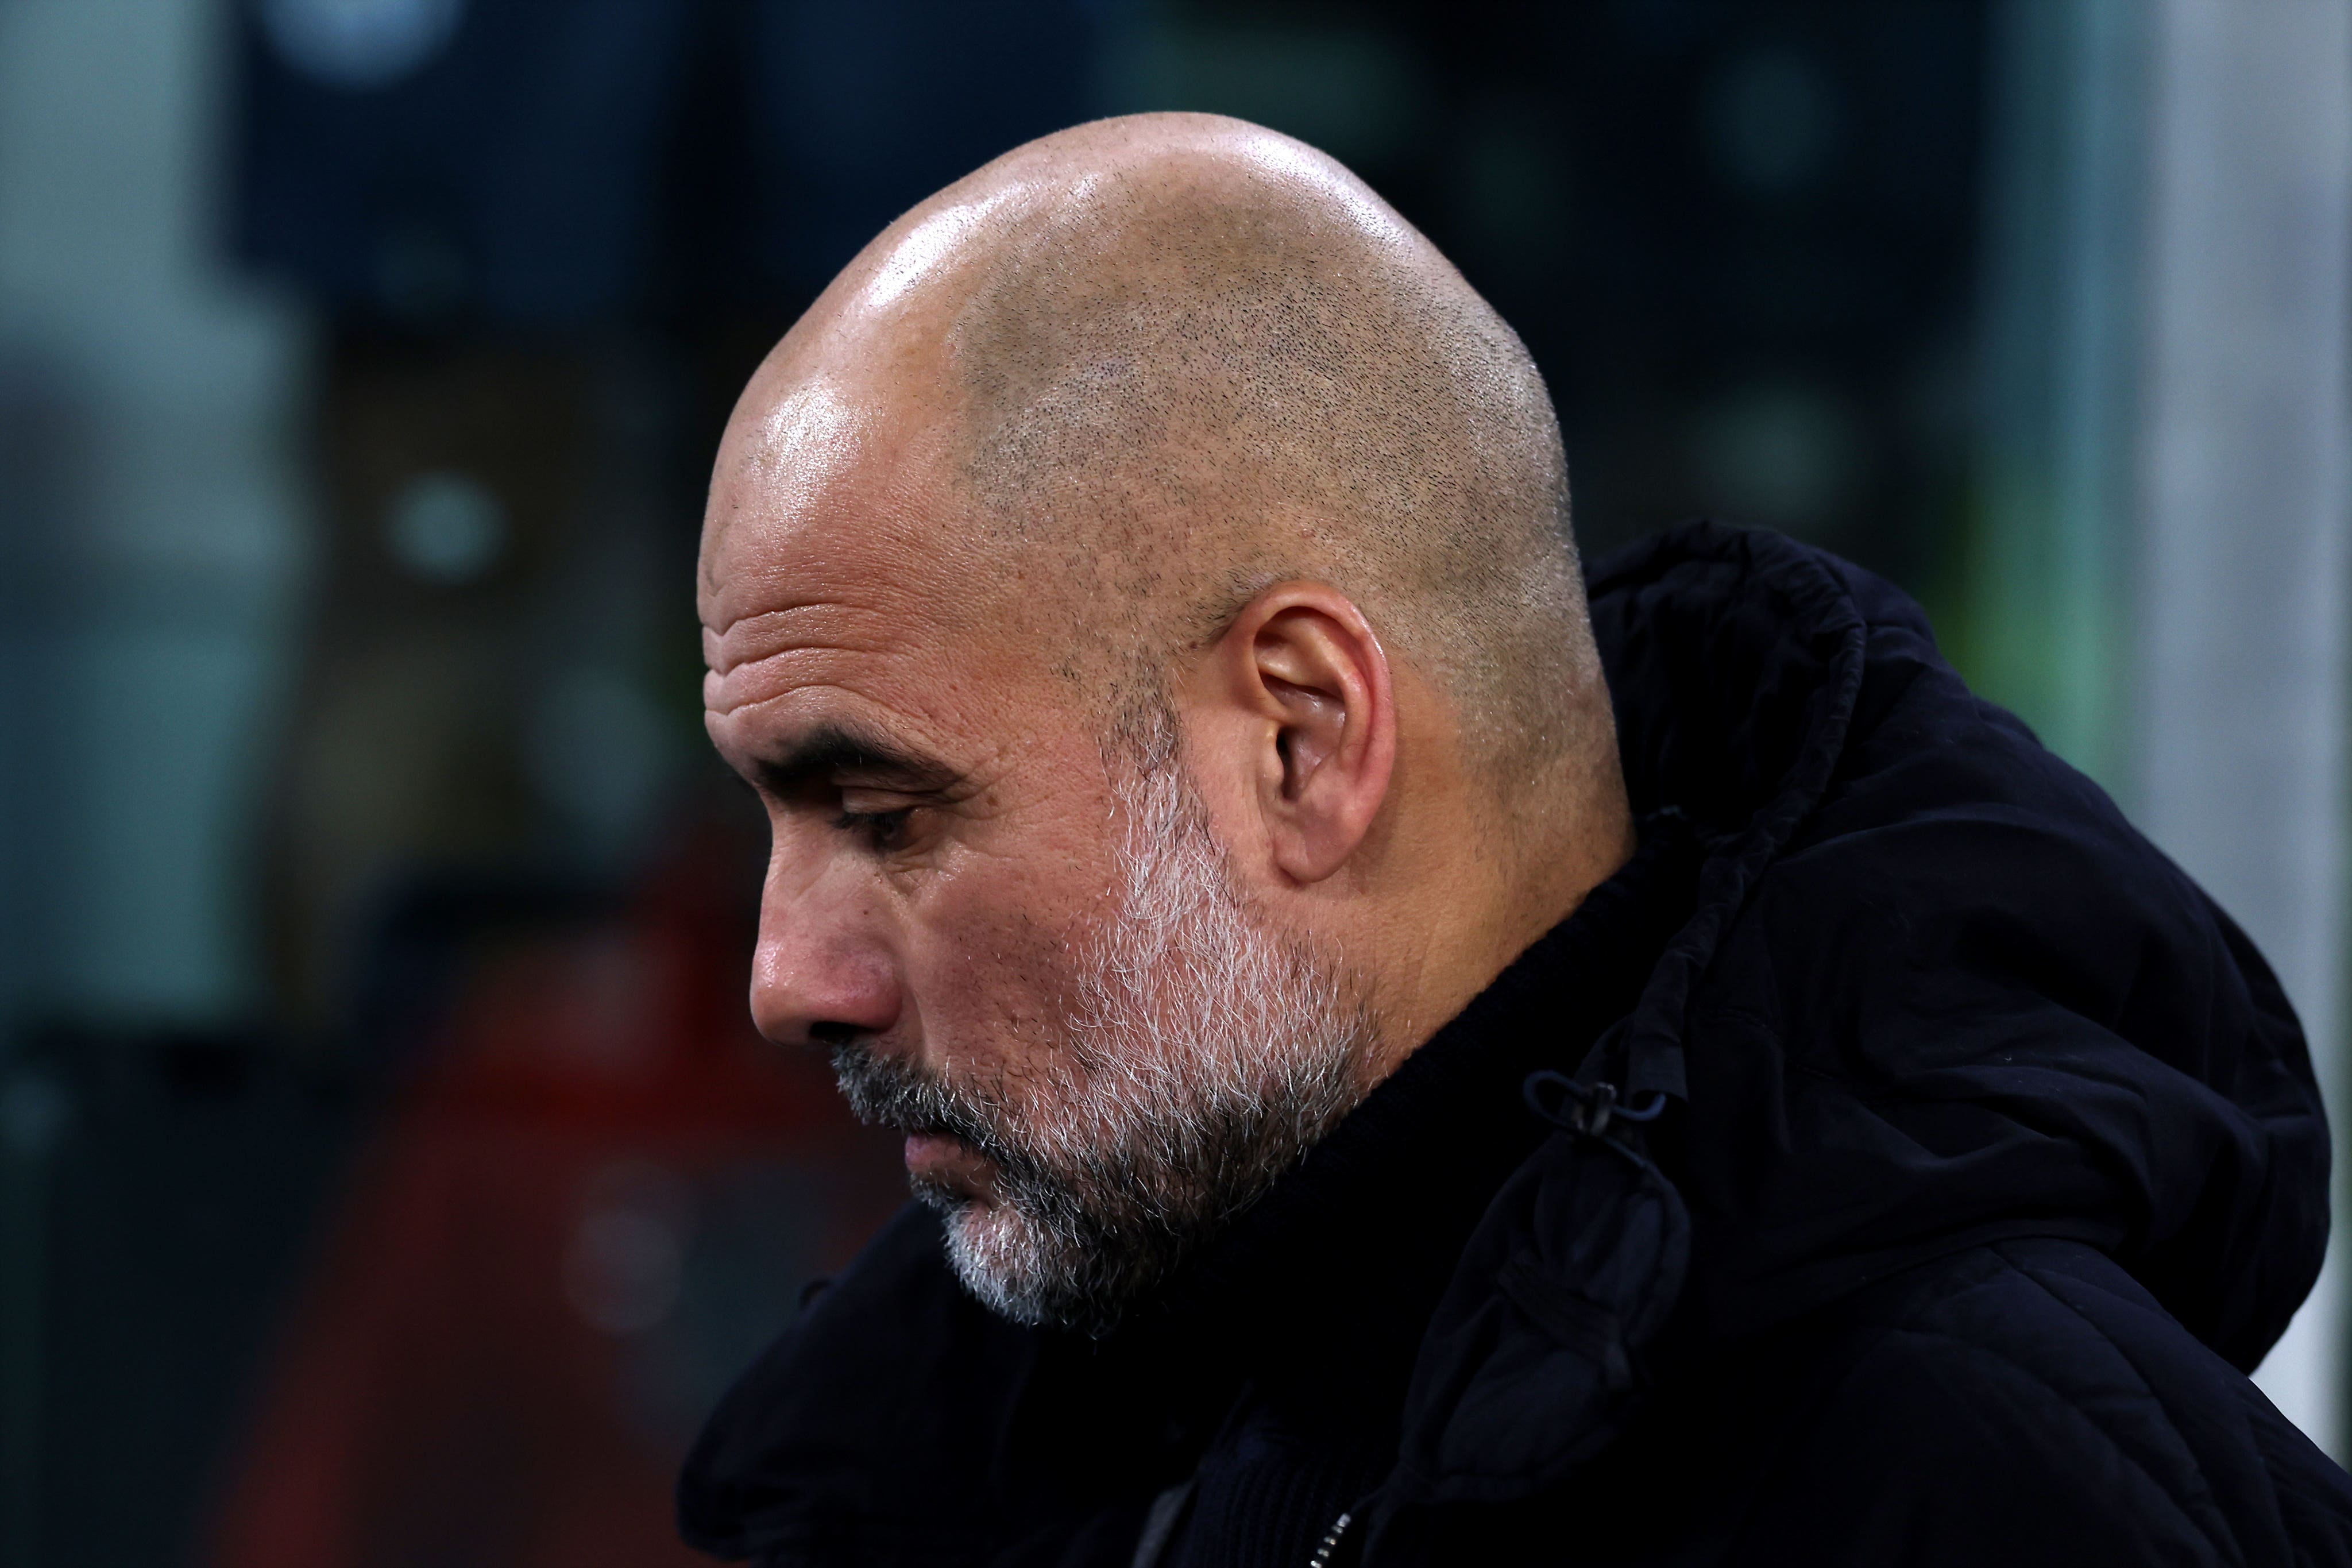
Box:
707, 679, 1016, 803
704, 600, 916, 673
702, 597, 1017, 733
704, 634, 932, 720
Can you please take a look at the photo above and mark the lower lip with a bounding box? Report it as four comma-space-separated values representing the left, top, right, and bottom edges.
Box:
905, 1131, 964, 1175
905, 1131, 997, 1198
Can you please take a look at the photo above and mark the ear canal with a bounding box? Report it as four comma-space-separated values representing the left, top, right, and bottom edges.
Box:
1275, 725, 1302, 796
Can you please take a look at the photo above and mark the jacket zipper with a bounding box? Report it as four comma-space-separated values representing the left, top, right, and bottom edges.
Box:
1307, 1510, 1354, 1566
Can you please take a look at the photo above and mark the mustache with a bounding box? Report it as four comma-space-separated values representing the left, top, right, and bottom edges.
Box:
829, 1041, 1028, 1173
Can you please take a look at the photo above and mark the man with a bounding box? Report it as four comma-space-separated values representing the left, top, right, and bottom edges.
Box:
679, 114, 2352, 1566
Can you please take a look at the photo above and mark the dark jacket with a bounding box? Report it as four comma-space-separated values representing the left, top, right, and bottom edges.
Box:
681, 524, 2352, 1566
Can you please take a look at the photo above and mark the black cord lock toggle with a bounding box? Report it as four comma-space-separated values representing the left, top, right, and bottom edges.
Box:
1522, 1069, 1669, 1138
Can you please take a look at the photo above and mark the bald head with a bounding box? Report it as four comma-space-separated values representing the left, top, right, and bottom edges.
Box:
712, 113, 1612, 810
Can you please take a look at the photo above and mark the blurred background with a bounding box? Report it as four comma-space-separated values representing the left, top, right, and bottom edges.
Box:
0, 1, 2345, 1562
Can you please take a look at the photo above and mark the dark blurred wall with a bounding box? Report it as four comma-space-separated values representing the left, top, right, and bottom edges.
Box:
0, 5, 314, 1562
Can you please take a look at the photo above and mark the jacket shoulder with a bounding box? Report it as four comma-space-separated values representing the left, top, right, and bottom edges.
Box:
1728, 1239, 2352, 1567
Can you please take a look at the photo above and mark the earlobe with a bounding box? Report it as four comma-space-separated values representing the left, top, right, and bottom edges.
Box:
1230, 585, 1397, 885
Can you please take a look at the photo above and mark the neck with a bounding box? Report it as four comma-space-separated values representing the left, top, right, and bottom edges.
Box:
1364, 759, 1635, 1085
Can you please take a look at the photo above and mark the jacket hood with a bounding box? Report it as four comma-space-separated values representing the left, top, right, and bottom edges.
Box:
678, 523, 2332, 1563
1588, 521, 2327, 1368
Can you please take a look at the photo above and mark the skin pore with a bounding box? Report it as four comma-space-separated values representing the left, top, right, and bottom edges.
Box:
700, 113, 1633, 1330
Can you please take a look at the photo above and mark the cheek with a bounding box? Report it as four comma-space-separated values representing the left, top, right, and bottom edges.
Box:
901, 852, 1110, 1075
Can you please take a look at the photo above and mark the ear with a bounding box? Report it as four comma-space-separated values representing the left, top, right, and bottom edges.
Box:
1204, 582, 1398, 885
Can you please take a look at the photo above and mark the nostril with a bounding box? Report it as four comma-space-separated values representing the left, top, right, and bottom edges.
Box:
748, 936, 900, 1048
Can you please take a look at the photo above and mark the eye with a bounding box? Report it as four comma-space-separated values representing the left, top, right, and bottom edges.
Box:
833, 806, 915, 852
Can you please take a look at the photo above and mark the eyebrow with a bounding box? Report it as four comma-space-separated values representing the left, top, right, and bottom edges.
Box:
752, 721, 964, 798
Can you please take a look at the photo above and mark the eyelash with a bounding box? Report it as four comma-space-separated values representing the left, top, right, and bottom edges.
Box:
833, 807, 914, 851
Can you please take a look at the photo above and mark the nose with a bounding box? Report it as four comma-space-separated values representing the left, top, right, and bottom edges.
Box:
748, 864, 902, 1049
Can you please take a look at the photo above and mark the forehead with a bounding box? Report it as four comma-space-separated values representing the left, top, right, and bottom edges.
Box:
698, 368, 1033, 729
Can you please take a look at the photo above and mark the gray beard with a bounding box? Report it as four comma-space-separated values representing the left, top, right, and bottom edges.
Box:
830, 748, 1376, 1333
